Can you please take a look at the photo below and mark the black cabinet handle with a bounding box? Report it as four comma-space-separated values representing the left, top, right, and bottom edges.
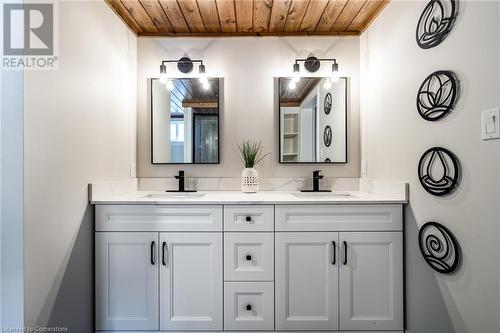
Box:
343, 241, 347, 265
332, 241, 336, 265
246, 254, 252, 261
246, 304, 252, 311
162, 242, 167, 266
150, 241, 156, 265
245, 216, 252, 222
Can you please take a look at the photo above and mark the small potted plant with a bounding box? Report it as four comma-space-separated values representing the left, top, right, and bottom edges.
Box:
238, 140, 269, 193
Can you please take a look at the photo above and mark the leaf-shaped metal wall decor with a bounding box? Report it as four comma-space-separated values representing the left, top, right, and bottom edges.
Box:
417, 70, 458, 121
323, 126, 332, 147
418, 221, 461, 274
416, 0, 458, 49
324, 93, 332, 115
418, 147, 459, 196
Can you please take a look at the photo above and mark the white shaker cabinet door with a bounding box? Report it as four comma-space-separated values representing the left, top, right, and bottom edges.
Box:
339, 232, 403, 331
160, 233, 223, 331
95, 232, 159, 331
275, 232, 339, 331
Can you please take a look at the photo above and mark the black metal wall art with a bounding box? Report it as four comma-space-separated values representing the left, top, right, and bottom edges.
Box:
324, 93, 332, 115
325, 158, 331, 163
417, 70, 458, 121
418, 221, 461, 273
177, 56, 194, 73
323, 126, 332, 147
418, 147, 459, 196
416, 0, 458, 49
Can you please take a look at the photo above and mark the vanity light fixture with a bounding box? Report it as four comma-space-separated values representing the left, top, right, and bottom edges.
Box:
289, 57, 340, 90
159, 57, 209, 90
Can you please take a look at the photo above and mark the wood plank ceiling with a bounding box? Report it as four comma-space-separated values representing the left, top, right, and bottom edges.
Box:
106, 0, 389, 37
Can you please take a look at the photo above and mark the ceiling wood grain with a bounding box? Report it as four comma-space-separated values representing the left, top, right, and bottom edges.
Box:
106, 0, 389, 37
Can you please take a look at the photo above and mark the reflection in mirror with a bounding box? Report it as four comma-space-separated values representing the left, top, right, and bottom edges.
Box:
151, 78, 219, 164
279, 77, 347, 163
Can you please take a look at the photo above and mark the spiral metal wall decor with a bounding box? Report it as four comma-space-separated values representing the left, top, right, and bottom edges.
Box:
417, 70, 458, 121
324, 93, 332, 115
418, 221, 461, 273
416, 0, 458, 49
323, 126, 332, 147
418, 147, 459, 196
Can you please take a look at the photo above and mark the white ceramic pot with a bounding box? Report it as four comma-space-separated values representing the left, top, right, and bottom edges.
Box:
241, 168, 259, 193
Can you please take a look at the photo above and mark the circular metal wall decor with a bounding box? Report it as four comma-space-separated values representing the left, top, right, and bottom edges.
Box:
323, 126, 332, 147
177, 56, 194, 73
418, 147, 459, 196
417, 70, 458, 121
325, 158, 331, 163
324, 93, 332, 115
418, 221, 461, 274
416, 0, 458, 49
304, 56, 320, 73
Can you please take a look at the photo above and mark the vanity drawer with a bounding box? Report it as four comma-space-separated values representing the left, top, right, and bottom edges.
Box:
275, 204, 403, 231
95, 205, 222, 231
224, 282, 274, 331
224, 233, 274, 281
224, 205, 274, 231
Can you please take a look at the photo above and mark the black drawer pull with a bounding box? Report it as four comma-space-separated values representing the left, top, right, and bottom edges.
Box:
343, 241, 348, 265
246, 304, 252, 311
150, 241, 156, 265
332, 241, 336, 265
162, 242, 167, 266
246, 254, 252, 261
245, 216, 252, 222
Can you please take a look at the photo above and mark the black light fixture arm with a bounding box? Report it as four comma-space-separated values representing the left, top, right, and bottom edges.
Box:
294, 58, 337, 64
161, 59, 204, 66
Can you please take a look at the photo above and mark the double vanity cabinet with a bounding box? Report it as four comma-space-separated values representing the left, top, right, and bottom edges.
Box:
94, 197, 404, 333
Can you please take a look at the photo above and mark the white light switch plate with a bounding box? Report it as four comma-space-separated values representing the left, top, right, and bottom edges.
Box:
481, 108, 500, 140
361, 159, 367, 175
130, 162, 137, 177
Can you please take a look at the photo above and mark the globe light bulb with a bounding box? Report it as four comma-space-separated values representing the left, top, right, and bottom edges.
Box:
323, 78, 332, 90
288, 80, 296, 90
166, 79, 174, 91
202, 81, 210, 90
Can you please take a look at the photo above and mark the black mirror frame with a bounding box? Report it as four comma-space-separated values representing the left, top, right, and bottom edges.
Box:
150, 77, 221, 165
278, 77, 348, 164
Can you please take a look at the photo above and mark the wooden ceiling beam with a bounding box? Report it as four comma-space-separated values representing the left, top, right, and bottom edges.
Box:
216, 0, 237, 32
139, 0, 174, 33
120, 0, 159, 32
197, 0, 222, 33
108, 0, 389, 37
330, 0, 367, 31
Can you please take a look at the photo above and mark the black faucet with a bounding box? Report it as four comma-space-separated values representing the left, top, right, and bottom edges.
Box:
166, 170, 197, 192
301, 170, 332, 192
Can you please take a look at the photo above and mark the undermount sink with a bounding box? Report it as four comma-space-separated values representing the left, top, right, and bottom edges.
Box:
293, 192, 354, 198
145, 192, 206, 199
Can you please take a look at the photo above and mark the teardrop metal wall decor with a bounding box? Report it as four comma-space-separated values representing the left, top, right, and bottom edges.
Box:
416, 0, 458, 49
418, 221, 461, 274
417, 70, 458, 121
323, 126, 332, 147
324, 93, 332, 115
418, 147, 459, 196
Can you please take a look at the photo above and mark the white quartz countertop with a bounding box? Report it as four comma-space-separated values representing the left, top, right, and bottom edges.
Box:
90, 190, 407, 205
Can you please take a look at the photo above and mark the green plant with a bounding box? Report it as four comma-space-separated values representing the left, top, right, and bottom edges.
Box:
238, 140, 269, 168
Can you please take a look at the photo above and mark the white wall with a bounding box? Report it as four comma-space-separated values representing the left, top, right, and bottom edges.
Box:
360, 2, 500, 332
23, 1, 136, 331
137, 37, 360, 178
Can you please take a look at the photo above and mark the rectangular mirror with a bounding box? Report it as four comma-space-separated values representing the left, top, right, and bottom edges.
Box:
279, 77, 347, 163
151, 78, 220, 164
